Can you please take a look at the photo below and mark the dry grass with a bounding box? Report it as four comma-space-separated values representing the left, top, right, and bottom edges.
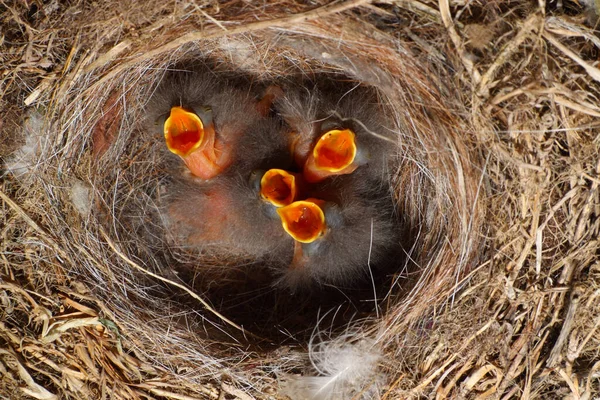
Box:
1, 0, 599, 399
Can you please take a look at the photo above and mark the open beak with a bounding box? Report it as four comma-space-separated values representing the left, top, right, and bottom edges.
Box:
260, 169, 298, 207
276, 199, 326, 243
164, 106, 230, 180
303, 129, 358, 183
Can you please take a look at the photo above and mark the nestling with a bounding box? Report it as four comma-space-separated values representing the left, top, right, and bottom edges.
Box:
148, 68, 287, 179
164, 104, 301, 262
274, 80, 396, 183
164, 171, 295, 262
273, 175, 399, 290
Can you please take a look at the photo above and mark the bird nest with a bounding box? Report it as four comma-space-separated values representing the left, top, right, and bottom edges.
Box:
2, 1, 600, 399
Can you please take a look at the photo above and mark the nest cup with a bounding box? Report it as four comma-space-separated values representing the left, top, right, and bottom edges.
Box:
37, 11, 485, 397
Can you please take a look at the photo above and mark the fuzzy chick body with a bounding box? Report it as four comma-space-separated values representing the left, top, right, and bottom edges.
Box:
271, 81, 399, 289
153, 71, 399, 290
165, 173, 294, 262
274, 175, 400, 290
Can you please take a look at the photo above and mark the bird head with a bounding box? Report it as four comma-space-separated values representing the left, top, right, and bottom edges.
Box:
162, 106, 236, 180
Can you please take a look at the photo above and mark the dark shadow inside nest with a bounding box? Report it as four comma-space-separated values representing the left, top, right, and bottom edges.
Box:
167, 223, 419, 346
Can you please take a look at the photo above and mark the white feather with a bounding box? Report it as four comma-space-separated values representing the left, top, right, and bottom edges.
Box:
70, 179, 92, 217
281, 334, 382, 400
5, 109, 49, 179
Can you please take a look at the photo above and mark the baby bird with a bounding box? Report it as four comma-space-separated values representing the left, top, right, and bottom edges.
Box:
275, 80, 396, 184
165, 170, 295, 262
161, 105, 224, 180
147, 68, 284, 180
273, 174, 400, 290
162, 105, 295, 261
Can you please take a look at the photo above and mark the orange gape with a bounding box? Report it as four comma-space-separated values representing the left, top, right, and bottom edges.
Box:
303, 129, 358, 183
277, 199, 326, 243
260, 169, 297, 207
164, 106, 232, 180
164, 107, 205, 156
